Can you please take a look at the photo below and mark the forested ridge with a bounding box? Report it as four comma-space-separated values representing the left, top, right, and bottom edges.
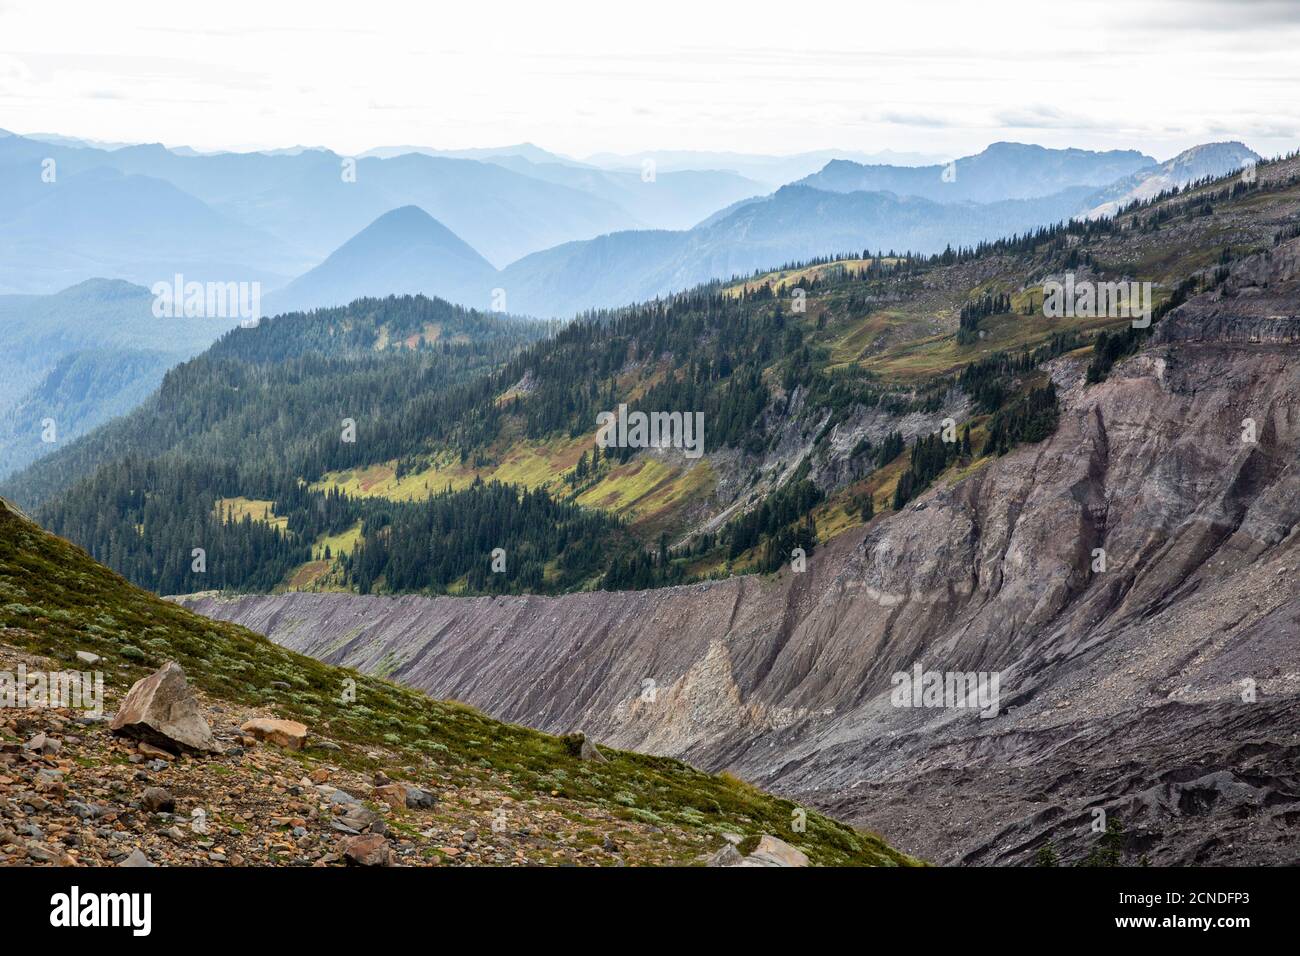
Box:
13, 263, 1068, 597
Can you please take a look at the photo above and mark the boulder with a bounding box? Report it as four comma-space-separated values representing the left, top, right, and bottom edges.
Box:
404, 786, 437, 809
239, 717, 308, 750
75, 651, 101, 666
109, 662, 217, 754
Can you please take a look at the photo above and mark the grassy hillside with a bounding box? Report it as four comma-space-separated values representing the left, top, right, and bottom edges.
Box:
0, 496, 915, 866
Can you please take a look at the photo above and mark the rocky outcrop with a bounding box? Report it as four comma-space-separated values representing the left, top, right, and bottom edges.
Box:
178, 269, 1300, 866
1155, 239, 1300, 345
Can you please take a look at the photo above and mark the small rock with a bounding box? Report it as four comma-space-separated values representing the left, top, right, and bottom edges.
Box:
76, 651, 101, 666
19, 792, 50, 812
141, 787, 175, 812
239, 717, 308, 750
340, 834, 390, 866
68, 801, 107, 820
335, 804, 381, 833
34, 768, 64, 792
26, 843, 61, 863
563, 731, 608, 763
578, 737, 607, 763
373, 782, 436, 811
708, 844, 744, 866
118, 849, 156, 868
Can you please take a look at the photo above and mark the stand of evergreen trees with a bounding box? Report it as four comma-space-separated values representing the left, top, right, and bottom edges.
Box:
725, 468, 823, 565
343, 480, 626, 595
983, 381, 1059, 456
892, 431, 964, 509
957, 292, 1011, 345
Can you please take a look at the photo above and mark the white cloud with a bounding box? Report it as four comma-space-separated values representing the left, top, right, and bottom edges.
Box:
0, 0, 1296, 159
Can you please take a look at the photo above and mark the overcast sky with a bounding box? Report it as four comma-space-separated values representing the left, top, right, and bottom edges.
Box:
1, 0, 1297, 161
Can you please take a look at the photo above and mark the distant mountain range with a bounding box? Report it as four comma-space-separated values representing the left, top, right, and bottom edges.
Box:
268, 186, 1096, 318
0, 130, 1262, 312
796, 141, 1157, 202
271, 142, 1261, 318
581, 147, 947, 186
0, 131, 760, 294
496, 185, 1098, 316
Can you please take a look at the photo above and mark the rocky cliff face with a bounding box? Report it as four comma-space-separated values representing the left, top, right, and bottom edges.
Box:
179, 244, 1300, 866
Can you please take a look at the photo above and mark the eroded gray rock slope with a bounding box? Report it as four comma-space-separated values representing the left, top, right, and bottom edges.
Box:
179, 249, 1300, 865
